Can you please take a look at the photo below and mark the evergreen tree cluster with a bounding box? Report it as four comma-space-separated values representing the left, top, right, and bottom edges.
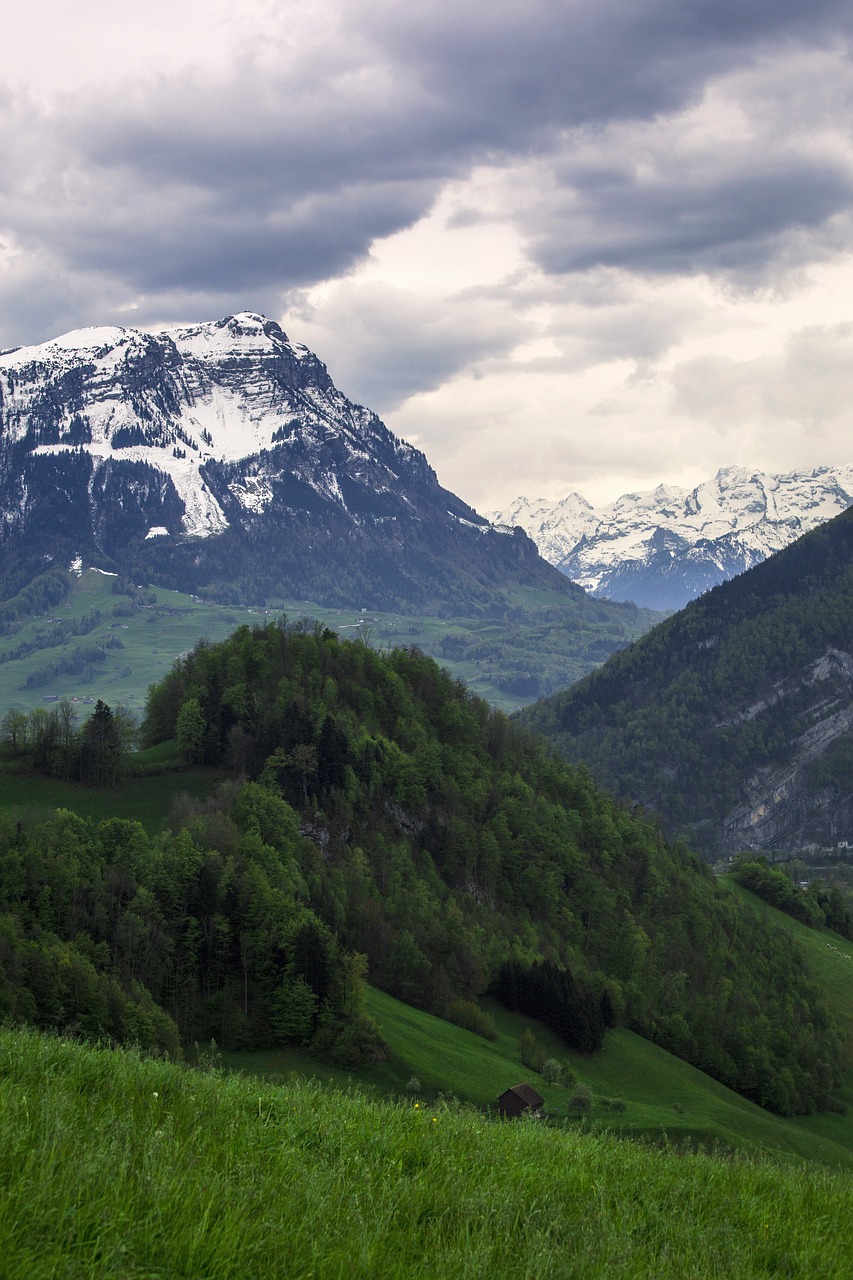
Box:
493, 960, 607, 1054
1, 699, 136, 786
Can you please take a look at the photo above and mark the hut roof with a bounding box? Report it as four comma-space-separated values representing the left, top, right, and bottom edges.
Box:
503, 1082, 544, 1108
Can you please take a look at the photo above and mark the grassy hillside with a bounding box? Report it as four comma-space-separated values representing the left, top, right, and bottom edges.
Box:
2, 1025, 852, 1280
1, 618, 845, 1116
0, 743, 217, 833
0, 745, 850, 1172
722, 876, 853, 1144
221, 984, 853, 1173
2, 758, 853, 1171
0, 569, 659, 717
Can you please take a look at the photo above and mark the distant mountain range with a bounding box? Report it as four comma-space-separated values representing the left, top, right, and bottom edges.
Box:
520, 505, 853, 856
0, 312, 581, 617
491, 466, 853, 611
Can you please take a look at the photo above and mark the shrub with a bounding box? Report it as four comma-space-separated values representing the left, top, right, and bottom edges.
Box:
560, 1060, 577, 1087
541, 1058, 562, 1085
445, 998, 498, 1041
519, 1028, 547, 1073
568, 1083, 593, 1116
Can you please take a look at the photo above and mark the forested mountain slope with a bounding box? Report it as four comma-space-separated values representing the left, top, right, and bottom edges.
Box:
520, 506, 853, 855
124, 618, 842, 1115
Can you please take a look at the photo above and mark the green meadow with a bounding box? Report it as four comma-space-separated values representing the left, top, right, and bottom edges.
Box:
213, 880, 853, 1172
2, 1025, 852, 1280
0, 740, 219, 834
217, 983, 853, 1174
0, 569, 656, 717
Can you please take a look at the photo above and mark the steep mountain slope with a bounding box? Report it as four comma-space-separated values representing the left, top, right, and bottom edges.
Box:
492, 466, 853, 610
0, 312, 592, 618
520, 506, 853, 856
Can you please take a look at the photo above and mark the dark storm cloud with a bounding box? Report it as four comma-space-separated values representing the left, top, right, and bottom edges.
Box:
374, 0, 853, 136
531, 156, 853, 278
2, 0, 853, 347
39, 177, 438, 295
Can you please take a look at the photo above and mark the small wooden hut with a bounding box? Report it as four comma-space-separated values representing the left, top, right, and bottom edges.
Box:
495, 1082, 544, 1118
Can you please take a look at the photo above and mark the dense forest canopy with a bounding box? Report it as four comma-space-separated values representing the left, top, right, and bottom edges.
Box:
117, 617, 842, 1115
519, 506, 853, 852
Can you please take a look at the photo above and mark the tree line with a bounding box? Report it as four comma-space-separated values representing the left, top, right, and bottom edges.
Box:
2, 698, 136, 786
0, 792, 383, 1064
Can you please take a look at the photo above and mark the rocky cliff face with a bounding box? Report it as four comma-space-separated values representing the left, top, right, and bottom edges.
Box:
492, 466, 853, 610
0, 313, 571, 613
719, 649, 853, 853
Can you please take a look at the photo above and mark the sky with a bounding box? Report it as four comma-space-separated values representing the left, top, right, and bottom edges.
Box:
2, 1, 853, 512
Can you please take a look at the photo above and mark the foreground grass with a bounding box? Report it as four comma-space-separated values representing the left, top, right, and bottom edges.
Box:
1, 1027, 851, 1279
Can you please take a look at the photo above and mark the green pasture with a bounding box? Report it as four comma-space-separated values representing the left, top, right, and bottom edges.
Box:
0, 571, 282, 716
219, 877, 853, 1171
221, 983, 853, 1171
0, 747, 218, 835
0, 569, 655, 718
3, 1025, 852, 1279
2, 719, 851, 1172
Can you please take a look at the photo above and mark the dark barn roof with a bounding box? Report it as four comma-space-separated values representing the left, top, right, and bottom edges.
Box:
496, 1082, 545, 1116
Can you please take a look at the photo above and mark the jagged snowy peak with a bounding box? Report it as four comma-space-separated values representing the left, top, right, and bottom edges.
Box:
490, 466, 853, 610
491, 492, 600, 565
0, 312, 577, 615
0, 312, 422, 540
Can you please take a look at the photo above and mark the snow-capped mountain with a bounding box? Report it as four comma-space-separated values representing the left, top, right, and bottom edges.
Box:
0, 312, 576, 613
491, 466, 853, 611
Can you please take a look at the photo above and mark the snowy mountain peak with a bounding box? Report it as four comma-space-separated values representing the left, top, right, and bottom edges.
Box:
0, 314, 568, 616
0, 313, 377, 539
163, 312, 303, 360
1, 323, 152, 370
490, 465, 853, 610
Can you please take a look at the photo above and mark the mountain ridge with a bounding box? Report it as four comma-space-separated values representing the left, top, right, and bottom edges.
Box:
0, 312, 594, 619
491, 465, 853, 610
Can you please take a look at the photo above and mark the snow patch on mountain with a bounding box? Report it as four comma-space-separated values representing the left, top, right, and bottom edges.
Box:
0, 312, 401, 540
490, 466, 853, 609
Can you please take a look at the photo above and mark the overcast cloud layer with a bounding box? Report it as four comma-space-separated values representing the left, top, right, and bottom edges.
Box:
3, 0, 853, 508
